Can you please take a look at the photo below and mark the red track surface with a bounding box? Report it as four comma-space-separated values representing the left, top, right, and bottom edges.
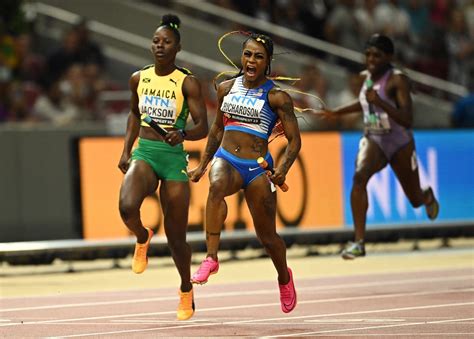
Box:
1, 267, 473, 337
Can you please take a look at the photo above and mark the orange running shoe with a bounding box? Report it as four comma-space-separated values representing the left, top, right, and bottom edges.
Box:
177, 288, 195, 320
132, 227, 153, 274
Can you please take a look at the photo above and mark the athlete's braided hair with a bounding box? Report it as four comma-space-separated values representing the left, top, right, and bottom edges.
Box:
215, 30, 325, 142
215, 31, 295, 87
159, 14, 181, 42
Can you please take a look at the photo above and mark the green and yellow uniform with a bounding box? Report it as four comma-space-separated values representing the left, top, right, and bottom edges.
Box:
132, 66, 191, 181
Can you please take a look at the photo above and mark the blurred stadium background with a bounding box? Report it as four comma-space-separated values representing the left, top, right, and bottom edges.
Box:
0, 0, 473, 265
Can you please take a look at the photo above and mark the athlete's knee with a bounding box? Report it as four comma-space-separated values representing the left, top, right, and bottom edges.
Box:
220, 199, 228, 214
407, 192, 424, 208
258, 232, 281, 250
118, 197, 139, 221
352, 171, 370, 190
167, 236, 189, 254
208, 182, 226, 203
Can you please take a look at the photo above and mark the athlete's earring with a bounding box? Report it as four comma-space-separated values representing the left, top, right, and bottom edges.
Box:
265, 64, 271, 76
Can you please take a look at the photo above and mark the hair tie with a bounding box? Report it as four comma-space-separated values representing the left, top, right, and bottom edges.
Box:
159, 21, 179, 30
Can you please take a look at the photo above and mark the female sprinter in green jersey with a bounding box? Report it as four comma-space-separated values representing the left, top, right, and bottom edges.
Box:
117, 14, 208, 321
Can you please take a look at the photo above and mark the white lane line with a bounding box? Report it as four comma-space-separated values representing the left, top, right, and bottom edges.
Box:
263, 317, 474, 337
49, 303, 474, 338
305, 318, 406, 323
2, 274, 472, 313
2, 288, 472, 327
109, 319, 216, 324
2, 287, 472, 327
305, 334, 474, 337
16, 320, 474, 327
1, 288, 472, 332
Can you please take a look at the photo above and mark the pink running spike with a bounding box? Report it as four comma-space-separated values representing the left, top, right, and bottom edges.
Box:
191, 257, 219, 284
279, 267, 297, 313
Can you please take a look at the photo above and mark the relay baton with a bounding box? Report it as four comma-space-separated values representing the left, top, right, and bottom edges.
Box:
257, 157, 289, 192
142, 114, 169, 138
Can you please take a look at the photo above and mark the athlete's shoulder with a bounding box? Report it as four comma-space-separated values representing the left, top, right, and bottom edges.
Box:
268, 86, 289, 97
390, 67, 410, 83
176, 66, 193, 75
141, 64, 154, 71
217, 77, 236, 95
391, 68, 409, 82
220, 77, 237, 87
268, 86, 293, 107
388, 67, 412, 93
392, 68, 405, 76
268, 83, 284, 93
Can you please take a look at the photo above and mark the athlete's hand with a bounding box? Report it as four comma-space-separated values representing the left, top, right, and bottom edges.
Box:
268, 166, 287, 187
164, 130, 185, 146
365, 88, 381, 105
187, 164, 208, 182
118, 153, 131, 173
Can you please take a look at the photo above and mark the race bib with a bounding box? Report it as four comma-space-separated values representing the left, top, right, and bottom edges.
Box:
365, 112, 391, 134
221, 94, 265, 124
140, 95, 177, 125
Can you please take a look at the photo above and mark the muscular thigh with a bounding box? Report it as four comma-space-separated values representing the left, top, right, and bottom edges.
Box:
354, 137, 388, 181
244, 175, 276, 231
209, 158, 243, 197
159, 180, 189, 219
120, 160, 158, 201
389, 140, 422, 199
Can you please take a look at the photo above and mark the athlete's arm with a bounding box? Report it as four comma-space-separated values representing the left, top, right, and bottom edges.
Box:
118, 71, 141, 173
333, 99, 363, 115
268, 89, 301, 186
182, 75, 208, 140
188, 79, 232, 182
368, 73, 413, 128
202, 80, 233, 166
320, 73, 364, 118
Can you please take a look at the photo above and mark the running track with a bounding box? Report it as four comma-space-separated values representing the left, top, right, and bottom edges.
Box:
1, 267, 473, 337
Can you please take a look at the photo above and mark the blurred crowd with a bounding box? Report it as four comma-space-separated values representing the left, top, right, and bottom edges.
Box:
1, 0, 473, 128
213, 0, 474, 88
207, 0, 474, 128
0, 2, 123, 125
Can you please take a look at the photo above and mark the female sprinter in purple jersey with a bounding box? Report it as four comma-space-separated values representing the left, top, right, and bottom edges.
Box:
188, 32, 300, 313
117, 14, 208, 320
320, 34, 439, 259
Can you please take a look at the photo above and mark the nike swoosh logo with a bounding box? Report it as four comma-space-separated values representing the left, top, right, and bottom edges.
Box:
249, 167, 260, 171
283, 296, 296, 307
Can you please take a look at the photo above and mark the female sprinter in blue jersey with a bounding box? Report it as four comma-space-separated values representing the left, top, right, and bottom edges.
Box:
188, 32, 300, 314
